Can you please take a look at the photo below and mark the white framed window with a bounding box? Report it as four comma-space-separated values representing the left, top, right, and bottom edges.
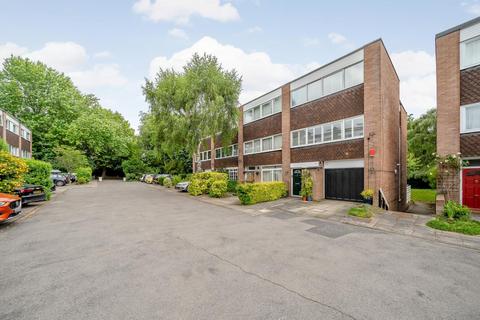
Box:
244, 96, 282, 124
21, 128, 31, 141
244, 134, 282, 155
21, 150, 31, 159
461, 35, 480, 69
200, 150, 211, 161
226, 168, 238, 181
291, 61, 364, 108
261, 165, 282, 182
291, 115, 364, 148
461, 103, 480, 133
214, 144, 238, 159
0, 112, 3, 126
6, 117, 19, 134
8, 144, 19, 157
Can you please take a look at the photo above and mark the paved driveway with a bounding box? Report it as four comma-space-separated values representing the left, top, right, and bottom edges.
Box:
1, 181, 479, 320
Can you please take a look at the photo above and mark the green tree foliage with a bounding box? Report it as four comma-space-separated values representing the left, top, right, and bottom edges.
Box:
76, 167, 93, 184
0, 151, 28, 193
122, 154, 149, 181
0, 140, 7, 152
143, 53, 241, 157
66, 107, 136, 177
53, 146, 89, 173
0, 56, 91, 161
407, 109, 437, 187
24, 159, 54, 199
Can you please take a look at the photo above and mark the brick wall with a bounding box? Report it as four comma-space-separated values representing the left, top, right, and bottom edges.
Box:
243, 112, 282, 141
5, 130, 19, 147
214, 134, 238, 148
290, 84, 364, 130
436, 31, 461, 203
460, 133, 480, 157
200, 161, 211, 171
460, 66, 480, 105
21, 138, 30, 153
291, 139, 364, 163
199, 137, 211, 152
238, 106, 244, 181
214, 157, 238, 169
281, 84, 291, 193
244, 151, 282, 166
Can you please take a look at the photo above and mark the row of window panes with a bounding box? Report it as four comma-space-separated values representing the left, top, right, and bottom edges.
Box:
215, 144, 238, 159
226, 168, 238, 181
8, 145, 19, 157
244, 134, 282, 155
461, 35, 480, 69
291, 62, 364, 107
461, 103, 480, 133
291, 116, 364, 147
21, 129, 31, 141
244, 96, 282, 124
261, 166, 282, 182
200, 150, 211, 161
21, 150, 31, 159
6, 119, 19, 134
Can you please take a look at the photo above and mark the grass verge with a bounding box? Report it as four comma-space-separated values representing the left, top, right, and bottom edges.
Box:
411, 189, 436, 204
427, 218, 480, 236
348, 205, 373, 219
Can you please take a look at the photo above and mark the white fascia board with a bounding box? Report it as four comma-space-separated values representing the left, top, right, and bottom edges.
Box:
461, 22, 480, 42
324, 159, 364, 169
290, 161, 320, 169
290, 49, 364, 91
243, 88, 282, 112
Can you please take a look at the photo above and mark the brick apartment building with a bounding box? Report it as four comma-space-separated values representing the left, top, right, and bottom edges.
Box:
436, 17, 480, 212
195, 39, 407, 211
0, 109, 32, 159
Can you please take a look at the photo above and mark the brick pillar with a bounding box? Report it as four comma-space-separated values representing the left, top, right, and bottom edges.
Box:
363, 41, 383, 206
281, 84, 291, 194
238, 106, 244, 182
436, 31, 461, 204
210, 137, 215, 171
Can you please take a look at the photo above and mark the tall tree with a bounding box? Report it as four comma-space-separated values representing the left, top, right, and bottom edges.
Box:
53, 146, 89, 173
143, 53, 241, 156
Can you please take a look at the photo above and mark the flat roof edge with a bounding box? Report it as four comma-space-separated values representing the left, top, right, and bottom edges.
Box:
436, 16, 480, 39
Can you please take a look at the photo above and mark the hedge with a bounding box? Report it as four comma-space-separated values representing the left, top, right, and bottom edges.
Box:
237, 182, 287, 205
209, 180, 228, 198
76, 167, 92, 184
188, 172, 228, 196
163, 177, 172, 188
0, 151, 28, 193
25, 159, 54, 199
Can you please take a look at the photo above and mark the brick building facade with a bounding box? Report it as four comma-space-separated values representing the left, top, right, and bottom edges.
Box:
0, 109, 32, 159
194, 39, 407, 211
436, 17, 480, 211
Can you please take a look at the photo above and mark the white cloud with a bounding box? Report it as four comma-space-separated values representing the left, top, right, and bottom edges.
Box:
132, 0, 240, 24
149, 36, 313, 103
247, 26, 262, 33
69, 64, 128, 90
168, 28, 189, 40
26, 41, 88, 72
302, 37, 320, 47
462, 1, 480, 14
391, 50, 436, 116
94, 51, 112, 59
328, 32, 347, 45
0, 42, 28, 62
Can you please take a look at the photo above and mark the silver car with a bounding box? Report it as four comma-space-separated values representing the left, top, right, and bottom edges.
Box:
175, 181, 190, 192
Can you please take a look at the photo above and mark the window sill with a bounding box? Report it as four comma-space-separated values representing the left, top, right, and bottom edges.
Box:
244, 148, 282, 156
291, 136, 363, 149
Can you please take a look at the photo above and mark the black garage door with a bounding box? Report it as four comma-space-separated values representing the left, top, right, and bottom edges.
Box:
325, 168, 364, 202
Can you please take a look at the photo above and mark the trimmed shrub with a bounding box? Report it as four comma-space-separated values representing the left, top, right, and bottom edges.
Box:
76, 167, 92, 184
209, 180, 228, 198
227, 180, 238, 194
188, 179, 205, 196
237, 182, 287, 205
0, 151, 28, 193
163, 177, 172, 188
172, 175, 182, 186
25, 159, 54, 199
122, 157, 147, 181
157, 176, 166, 186
443, 200, 471, 221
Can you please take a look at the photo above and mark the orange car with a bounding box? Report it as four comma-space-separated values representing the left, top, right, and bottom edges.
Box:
0, 193, 22, 223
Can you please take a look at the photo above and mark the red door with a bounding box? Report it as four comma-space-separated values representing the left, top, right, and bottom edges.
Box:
463, 169, 480, 210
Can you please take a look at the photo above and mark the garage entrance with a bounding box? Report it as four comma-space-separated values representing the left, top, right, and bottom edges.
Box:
325, 168, 364, 202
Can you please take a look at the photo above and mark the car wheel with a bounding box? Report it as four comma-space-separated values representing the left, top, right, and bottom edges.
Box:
56, 180, 65, 187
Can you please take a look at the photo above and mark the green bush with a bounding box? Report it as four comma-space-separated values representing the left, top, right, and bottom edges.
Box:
209, 180, 228, 198
443, 200, 471, 221
188, 179, 205, 196
227, 180, 238, 193
122, 157, 147, 181
0, 140, 8, 152
237, 182, 287, 205
300, 169, 313, 198
25, 159, 54, 199
172, 175, 182, 186
76, 167, 92, 184
157, 176, 166, 186
0, 151, 28, 193
427, 218, 480, 235
163, 177, 172, 188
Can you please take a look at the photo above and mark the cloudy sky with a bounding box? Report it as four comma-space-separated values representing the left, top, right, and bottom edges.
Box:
0, 1, 478, 130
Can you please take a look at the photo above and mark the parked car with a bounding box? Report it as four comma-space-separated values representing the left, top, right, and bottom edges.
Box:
153, 174, 171, 184
14, 184, 47, 205
0, 193, 22, 223
175, 181, 190, 192
51, 170, 68, 187
140, 174, 147, 182
144, 174, 155, 184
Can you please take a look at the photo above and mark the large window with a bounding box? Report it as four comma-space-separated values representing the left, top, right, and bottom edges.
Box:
21, 150, 31, 159
6, 118, 19, 134
215, 144, 238, 159
461, 103, 480, 133
291, 61, 364, 108
8, 144, 19, 157
244, 96, 282, 124
226, 168, 238, 181
244, 134, 282, 155
291, 115, 364, 148
200, 150, 211, 161
261, 165, 282, 182
21, 128, 31, 141
461, 35, 480, 69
